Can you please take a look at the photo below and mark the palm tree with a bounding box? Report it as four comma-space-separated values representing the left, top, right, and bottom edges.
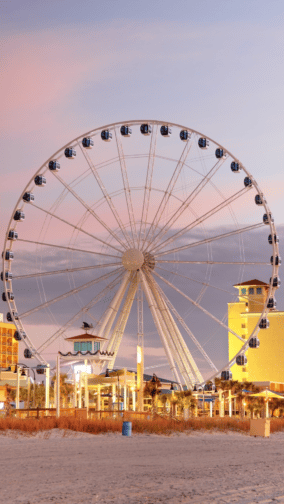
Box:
159, 393, 170, 415
51, 373, 73, 407
4, 385, 13, 417
143, 374, 162, 416
177, 390, 197, 419
232, 381, 259, 418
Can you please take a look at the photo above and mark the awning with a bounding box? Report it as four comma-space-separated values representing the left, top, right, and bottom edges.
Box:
249, 390, 284, 400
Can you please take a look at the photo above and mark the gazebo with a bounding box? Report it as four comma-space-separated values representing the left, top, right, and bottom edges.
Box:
55, 333, 115, 417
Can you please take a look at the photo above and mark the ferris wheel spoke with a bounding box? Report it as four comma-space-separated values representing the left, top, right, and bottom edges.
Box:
50, 172, 127, 250
144, 136, 194, 249
153, 270, 244, 343
79, 144, 132, 248
139, 270, 183, 387
155, 265, 266, 309
114, 128, 138, 246
146, 272, 200, 385
151, 187, 248, 255
37, 271, 124, 353
30, 202, 122, 254
154, 281, 218, 372
157, 267, 267, 311
157, 259, 269, 265
13, 262, 121, 280
147, 157, 227, 252
19, 267, 123, 320
17, 239, 119, 259
155, 222, 264, 258
138, 124, 158, 249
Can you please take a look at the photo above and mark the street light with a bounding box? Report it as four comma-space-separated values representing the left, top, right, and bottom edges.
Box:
14, 363, 37, 409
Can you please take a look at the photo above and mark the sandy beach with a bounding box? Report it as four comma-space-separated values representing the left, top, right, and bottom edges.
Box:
1, 430, 284, 504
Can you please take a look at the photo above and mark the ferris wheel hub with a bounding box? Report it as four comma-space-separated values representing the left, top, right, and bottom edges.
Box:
122, 248, 144, 271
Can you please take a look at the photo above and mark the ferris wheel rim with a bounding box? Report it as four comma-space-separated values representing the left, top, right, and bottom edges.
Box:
2, 120, 280, 383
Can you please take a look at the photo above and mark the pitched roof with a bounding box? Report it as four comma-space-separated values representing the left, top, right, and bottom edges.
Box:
234, 279, 269, 287
65, 333, 106, 341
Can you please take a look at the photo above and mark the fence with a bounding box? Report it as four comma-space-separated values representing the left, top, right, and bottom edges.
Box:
9, 408, 151, 420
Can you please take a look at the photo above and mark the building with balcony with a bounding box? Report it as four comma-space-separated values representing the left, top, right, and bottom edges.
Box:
228, 279, 284, 389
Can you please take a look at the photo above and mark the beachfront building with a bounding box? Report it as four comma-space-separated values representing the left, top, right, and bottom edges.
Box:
0, 315, 18, 371
228, 279, 284, 390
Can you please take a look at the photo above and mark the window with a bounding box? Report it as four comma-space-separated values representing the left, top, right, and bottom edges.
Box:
94, 341, 101, 352
74, 341, 92, 352
241, 324, 246, 329
242, 334, 246, 339
249, 288, 254, 294
81, 341, 92, 352
241, 288, 246, 295
257, 287, 262, 294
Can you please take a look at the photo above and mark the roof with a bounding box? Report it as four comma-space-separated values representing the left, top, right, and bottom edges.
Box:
65, 333, 106, 341
234, 279, 269, 287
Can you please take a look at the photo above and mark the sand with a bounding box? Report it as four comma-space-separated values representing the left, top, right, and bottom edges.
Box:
1, 429, 284, 504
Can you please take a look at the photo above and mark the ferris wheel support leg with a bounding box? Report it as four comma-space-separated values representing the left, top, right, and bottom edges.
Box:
100, 275, 131, 350
106, 277, 138, 370
147, 275, 193, 388
158, 288, 217, 373
150, 275, 203, 384
98, 271, 131, 338
139, 270, 182, 388
56, 354, 60, 418
137, 283, 144, 412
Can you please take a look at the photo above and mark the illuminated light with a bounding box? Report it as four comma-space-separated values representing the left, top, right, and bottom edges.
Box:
74, 364, 91, 382
137, 345, 142, 364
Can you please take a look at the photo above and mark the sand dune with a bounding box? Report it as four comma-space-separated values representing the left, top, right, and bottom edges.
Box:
1, 430, 284, 503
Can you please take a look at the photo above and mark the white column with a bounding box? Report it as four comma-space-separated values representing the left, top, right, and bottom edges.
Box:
56, 354, 60, 418
78, 372, 82, 408
266, 400, 269, 418
112, 383, 116, 410
219, 389, 224, 418
45, 364, 50, 409
132, 390, 136, 411
228, 390, 232, 418
123, 368, 127, 411
85, 373, 89, 417
97, 385, 101, 411
54, 379, 56, 409
16, 366, 20, 410
210, 401, 213, 418
73, 378, 77, 407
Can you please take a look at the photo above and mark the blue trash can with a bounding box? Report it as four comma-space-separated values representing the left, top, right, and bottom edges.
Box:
122, 421, 132, 436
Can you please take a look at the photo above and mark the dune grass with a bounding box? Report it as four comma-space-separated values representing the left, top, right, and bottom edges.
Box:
0, 416, 283, 435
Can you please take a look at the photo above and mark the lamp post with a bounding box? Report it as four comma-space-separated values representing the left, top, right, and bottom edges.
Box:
14, 363, 36, 410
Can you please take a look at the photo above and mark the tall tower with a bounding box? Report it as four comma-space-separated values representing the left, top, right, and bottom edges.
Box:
228, 280, 284, 384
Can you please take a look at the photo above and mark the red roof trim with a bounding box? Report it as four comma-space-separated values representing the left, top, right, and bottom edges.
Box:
65, 333, 107, 341
233, 279, 269, 287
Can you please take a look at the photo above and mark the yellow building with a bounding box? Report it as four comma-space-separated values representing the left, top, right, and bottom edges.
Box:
228, 279, 284, 386
0, 317, 18, 370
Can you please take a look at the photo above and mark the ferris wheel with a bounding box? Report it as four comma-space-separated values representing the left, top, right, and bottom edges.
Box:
2, 120, 280, 387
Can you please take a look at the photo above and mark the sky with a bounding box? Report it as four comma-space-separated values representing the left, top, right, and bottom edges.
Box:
1, 0, 284, 379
